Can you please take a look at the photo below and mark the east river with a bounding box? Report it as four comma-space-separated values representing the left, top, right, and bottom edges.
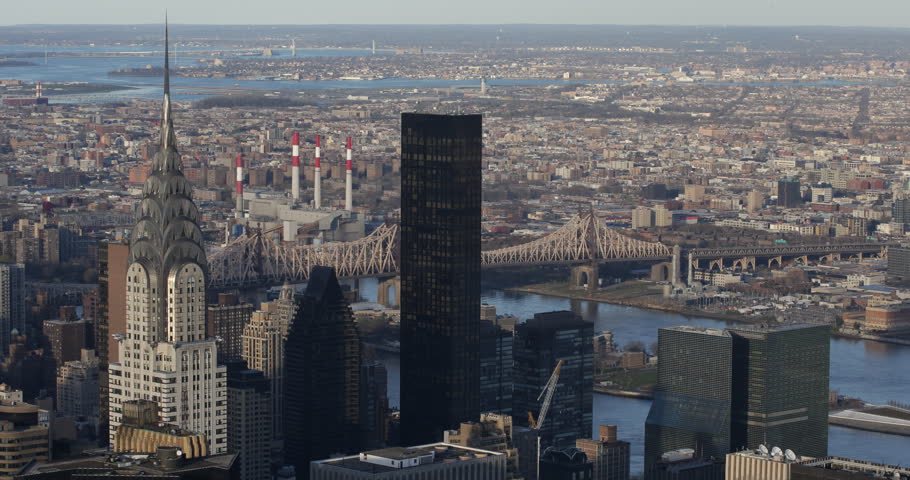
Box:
349, 279, 910, 475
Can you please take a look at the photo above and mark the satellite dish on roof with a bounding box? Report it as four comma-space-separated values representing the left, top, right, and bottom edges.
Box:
785, 449, 797, 461
758, 444, 769, 455
771, 446, 784, 457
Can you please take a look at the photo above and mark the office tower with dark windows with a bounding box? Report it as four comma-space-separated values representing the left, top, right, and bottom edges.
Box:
727, 324, 830, 458
0, 263, 25, 357
226, 362, 272, 480
479, 319, 513, 415
513, 311, 593, 449
888, 246, 910, 279
360, 362, 389, 450
284, 266, 361, 480
576, 425, 631, 480
206, 293, 254, 363
644, 327, 732, 479
399, 113, 483, 445
95, 241, 129, 446
893, 197, 910, 225
777, 179, 802, 208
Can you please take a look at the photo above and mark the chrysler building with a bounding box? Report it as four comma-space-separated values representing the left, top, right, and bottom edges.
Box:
108, 23, 227, 452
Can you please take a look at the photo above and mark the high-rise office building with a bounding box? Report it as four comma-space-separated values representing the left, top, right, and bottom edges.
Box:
576, 425, 631, 480
645, 324, 830, 477
479, 319, 513, 415
893, 197, 910, 225
727, 324, 829, 458
242, 307, 286, 442
284, 266, 361, 480
777, 180, 802, 208
206, 293, 254, 363
514, 311, 593, 449
0, 263, 25, 357
645, 327, 732, 478
887, 246, 910, 279
227, 362, 272, 480
359, 362, 389, 450
108, 30, 227, 453
96, 241, 128, 445
399, 113, 482, 445
56, 349, 99, 422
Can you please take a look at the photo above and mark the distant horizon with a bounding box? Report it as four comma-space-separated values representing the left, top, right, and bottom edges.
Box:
3, 23, 910, 28
3, 0, 910, 29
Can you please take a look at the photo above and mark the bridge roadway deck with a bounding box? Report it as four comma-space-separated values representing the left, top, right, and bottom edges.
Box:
689, 243, 893, 259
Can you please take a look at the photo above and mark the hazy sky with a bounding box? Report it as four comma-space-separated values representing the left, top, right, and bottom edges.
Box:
5, 0, 910, 27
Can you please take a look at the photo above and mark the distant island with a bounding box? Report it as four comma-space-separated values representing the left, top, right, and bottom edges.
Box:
0, 60, 36, 67
108, 66, 164, 77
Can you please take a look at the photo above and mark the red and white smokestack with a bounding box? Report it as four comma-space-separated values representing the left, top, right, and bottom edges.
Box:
36, 82, 42, 99
291, 132, 300, 202
345, 136, 353, 212
314, 134, 322, 209
235, 154, 244, 218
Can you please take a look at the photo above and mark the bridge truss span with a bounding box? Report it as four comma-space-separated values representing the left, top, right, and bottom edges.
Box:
208, 223, 399, 287
480, 212, 671, 266
207, 212, 671, 289
690, 242, 891, 259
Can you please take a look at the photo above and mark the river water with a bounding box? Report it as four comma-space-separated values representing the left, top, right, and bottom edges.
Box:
0, 45, 898, 102
350, 278, 910, 475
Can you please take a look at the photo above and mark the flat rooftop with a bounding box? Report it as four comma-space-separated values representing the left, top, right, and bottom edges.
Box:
314, 443, 502, 474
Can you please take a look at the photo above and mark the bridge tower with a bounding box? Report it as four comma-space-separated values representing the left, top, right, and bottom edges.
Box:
671, 245, 682, 287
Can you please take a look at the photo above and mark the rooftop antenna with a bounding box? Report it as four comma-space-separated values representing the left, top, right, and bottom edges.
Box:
758, 444, 769, 456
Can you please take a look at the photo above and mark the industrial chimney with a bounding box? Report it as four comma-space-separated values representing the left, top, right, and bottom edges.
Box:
314, 134, 322, 209
235, 153, 244, 218
345, 136, 353, 212
291, 132, 300, 203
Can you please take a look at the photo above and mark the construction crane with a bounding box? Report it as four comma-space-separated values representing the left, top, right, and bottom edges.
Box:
527, 360, 563, 480
527, 359, 563, 430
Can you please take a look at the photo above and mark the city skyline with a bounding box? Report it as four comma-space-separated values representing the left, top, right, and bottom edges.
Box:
2, 11, 910, 478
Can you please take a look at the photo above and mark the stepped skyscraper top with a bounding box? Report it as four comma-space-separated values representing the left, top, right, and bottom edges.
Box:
127, 19, 207, 341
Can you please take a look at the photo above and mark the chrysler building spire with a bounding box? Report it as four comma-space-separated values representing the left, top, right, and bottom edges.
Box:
111, 20, 227, 453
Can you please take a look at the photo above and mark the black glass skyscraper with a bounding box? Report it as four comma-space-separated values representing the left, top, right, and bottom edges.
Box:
645, 327, 732, 479
728, 324, 829, 458
777, 179, 802, 208
513, 311, 593, 449
284, 266, 361, 480
400, 113, 482, 445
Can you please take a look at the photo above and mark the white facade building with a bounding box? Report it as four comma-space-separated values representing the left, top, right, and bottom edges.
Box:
108, 37, 227, 454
